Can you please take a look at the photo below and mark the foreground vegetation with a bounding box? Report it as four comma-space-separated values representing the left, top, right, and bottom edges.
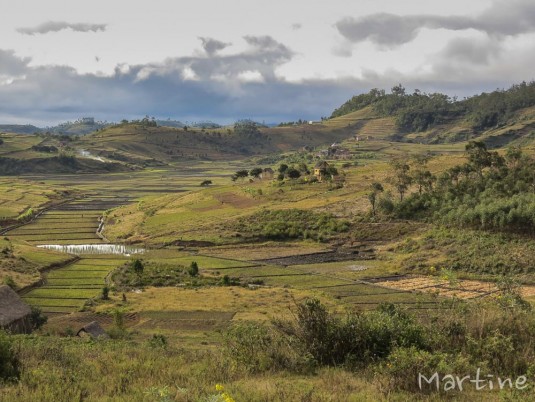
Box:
2, 293, 535, 401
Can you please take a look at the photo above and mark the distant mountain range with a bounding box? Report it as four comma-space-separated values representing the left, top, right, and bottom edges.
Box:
0, 124, 42, 134
0, 118, 224, 135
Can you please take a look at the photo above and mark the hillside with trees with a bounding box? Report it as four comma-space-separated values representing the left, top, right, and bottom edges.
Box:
331, 81, 535, 145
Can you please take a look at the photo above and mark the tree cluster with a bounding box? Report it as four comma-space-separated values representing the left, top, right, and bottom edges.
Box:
372, 142, 535, 235
331, 81, 535, 132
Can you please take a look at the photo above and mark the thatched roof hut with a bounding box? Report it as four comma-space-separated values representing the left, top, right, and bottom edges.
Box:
0, 285, 32, 334
77, 321, 109, 339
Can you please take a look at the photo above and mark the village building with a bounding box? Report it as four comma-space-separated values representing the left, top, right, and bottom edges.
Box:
77, 321, 109, 339
260, 168, 274, 180
314, 161, 330, 181
0, 285, 32, 334
333, 148, 352, 160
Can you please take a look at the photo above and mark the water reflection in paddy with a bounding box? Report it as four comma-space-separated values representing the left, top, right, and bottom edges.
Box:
38, 244, 145, 256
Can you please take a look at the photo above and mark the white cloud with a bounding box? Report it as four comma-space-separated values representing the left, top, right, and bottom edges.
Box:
237, 70, 264, 83
17, 21, 107, 35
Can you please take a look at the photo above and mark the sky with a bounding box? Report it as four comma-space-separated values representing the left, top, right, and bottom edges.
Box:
1, 0, 535, 125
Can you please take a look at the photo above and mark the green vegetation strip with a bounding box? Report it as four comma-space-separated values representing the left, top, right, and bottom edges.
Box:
261, 274, 349, 288
48, 269, 110, 277
25, 288, 100, 298
207, 266, 303, 277
164, 256, 253, 269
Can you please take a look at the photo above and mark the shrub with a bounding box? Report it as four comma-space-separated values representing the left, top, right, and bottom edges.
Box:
223, 322, 313, 374
2, 276, 16, 290
0, 331, 20, 382
148, 334, 168, 349
234, 209, 349, 241
382, 346, 473, 393
188, 261, 199, 276
29, 306, 47, 330
131, 259, 144, 277
275, 300, 426, 368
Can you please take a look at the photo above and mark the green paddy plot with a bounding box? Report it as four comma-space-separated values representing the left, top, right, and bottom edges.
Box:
7, 208, 102, 245
287, 260, 397, 280
207, 265, 305, 277
22, 257, 126, 313
148, 254, 253, 269
314, 282, 442, 310
260, 274, 350, 289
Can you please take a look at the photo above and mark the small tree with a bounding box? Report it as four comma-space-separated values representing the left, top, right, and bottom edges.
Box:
389, 158, 412, 201
286, 168, 301, 179
189, 261, 199, 276
29, 307, 47, 330
131, 259, 144, 278
367, 182, 384, 216
200, 180, 212, 186
234, 170, 249, 180
326, 166, 338, 178
249, 167, 263, 179
101, 286, 110, 300
278, 164, 288, 174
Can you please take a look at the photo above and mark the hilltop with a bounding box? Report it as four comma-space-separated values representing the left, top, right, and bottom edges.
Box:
0, 124, 41, 135
330, 81, 535, 148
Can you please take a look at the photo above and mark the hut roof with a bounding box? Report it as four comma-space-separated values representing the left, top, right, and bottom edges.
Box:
314, 161, 329, 169
263, 168, 274, 173
0, 285, 31, 327
77, 321, 109, 339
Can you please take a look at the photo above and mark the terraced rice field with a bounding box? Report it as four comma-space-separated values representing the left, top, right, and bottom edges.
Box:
6, 194, 134, 313
7, 194, 133, 245
22, 256, 126, 313
202, 258, 443, 310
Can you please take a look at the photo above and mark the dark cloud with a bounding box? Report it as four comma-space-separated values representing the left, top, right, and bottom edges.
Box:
440, 37, 502, 65
0, 49, 31, 75
17, 21, 107, 35
198, 37, 231, 55
0, 29, 533, 125
133, 35, 293, 84
336, 0, 535, 47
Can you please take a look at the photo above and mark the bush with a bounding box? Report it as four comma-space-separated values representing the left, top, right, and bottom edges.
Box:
382, 347, 473, 393
188, 261, 199, 276
224, 322, 313, 374
131, 259, 144, 277
234, 209, 349, 241
2, 276, 17, 290
0, 331, 20, 382
29, 306, 47, 330
275, 300, 426, 368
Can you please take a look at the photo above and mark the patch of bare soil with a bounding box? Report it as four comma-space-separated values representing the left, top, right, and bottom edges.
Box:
214, 192, 260, 209
45, 312, 139, 332
370, 275, 535, 300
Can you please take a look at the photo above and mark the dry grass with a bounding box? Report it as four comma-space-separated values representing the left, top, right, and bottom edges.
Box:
96, 286, 338, 322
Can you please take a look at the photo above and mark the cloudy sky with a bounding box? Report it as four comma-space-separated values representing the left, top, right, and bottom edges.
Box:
2, 0, 535, 125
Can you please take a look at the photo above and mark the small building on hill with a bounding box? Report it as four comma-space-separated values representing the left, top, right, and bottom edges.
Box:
77, 321, 109, 339
261, 168, 274, 180
314, 161, 330, 181
0, 285, 32, 334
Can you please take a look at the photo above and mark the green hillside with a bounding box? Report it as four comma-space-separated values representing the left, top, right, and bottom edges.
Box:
78, 117, 363, 164
330, 82, 535, 147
